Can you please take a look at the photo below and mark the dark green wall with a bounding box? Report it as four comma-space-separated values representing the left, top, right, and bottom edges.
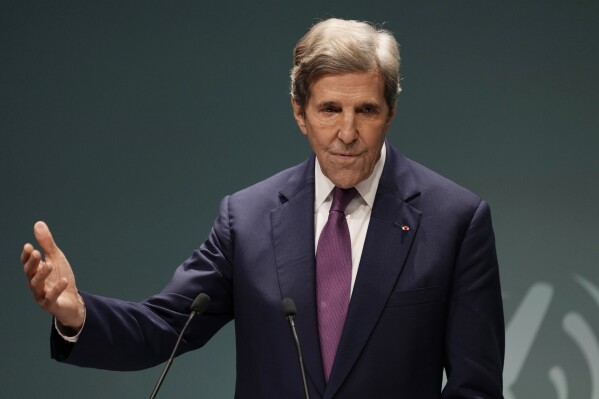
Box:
2, 1, 598, 397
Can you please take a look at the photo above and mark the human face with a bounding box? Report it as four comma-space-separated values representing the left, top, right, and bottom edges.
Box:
292, 69, 395, 189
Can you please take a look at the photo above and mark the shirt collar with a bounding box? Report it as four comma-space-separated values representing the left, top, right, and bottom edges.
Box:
314, 142, 387, 212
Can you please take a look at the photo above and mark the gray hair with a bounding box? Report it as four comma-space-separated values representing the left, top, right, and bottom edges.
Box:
290, 18, 401, 114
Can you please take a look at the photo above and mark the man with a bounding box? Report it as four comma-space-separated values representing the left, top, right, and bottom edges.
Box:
21, 18, 504, 398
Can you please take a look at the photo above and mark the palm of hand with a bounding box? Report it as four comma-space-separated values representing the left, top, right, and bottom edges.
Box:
22, 221, 85, 330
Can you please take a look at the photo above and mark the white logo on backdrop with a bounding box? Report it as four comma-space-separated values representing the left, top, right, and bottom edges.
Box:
504, 275, 599, 399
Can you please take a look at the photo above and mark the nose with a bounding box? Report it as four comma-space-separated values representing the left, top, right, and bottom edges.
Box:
337, 111, 358, 144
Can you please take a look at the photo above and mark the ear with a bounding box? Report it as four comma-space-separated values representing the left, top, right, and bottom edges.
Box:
291, 97, 308, 135
384, 106, 396, 131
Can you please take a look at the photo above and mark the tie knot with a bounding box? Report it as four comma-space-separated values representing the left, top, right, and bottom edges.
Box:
330, 187, 357, 212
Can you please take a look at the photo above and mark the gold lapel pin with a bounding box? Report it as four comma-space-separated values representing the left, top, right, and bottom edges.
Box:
402, 225, 410, 231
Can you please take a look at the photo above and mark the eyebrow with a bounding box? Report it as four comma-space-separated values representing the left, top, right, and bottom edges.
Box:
357, 102, 382, 110
316, 101, 340, 109
315, 101, 382, 110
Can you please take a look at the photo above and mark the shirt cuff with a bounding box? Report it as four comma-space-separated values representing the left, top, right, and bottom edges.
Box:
54, 314, 86, 343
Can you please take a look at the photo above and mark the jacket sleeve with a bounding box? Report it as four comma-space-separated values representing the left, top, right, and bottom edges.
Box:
51, 196, 235, 371
442, 200, 505, 398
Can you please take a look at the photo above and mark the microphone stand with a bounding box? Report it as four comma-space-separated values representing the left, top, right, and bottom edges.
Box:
149, 293, 211, 399
282, 298, 310, 399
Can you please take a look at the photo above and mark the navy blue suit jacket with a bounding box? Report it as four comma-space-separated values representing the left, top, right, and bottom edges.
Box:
51, 143, 504, 398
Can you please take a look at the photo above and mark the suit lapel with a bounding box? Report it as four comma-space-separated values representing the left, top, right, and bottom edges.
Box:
324, 144, 423, 398
271, 156, 327, 395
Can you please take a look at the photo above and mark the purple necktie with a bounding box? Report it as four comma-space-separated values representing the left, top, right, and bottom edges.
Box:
316, 186, 357, 381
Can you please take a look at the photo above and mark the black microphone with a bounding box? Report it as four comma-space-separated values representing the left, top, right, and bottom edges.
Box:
282, 298, 310, 399
149, 293, 211, 399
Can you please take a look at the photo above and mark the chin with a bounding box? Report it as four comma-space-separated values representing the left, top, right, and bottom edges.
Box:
329, 174, 362, 189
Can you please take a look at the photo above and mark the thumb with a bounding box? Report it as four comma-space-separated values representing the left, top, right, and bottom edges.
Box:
33, 221, 60, 256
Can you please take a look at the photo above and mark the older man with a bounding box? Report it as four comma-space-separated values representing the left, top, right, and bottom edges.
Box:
21, 18, 504, 398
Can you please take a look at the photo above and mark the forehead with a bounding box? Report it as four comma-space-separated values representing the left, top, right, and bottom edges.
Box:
308, 69, 386, 104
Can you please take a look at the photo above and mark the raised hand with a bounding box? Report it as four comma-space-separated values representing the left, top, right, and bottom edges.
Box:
21, 221, 85, 330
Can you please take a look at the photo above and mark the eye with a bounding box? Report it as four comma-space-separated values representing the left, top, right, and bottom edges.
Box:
358, 104, 379, 114
322, 105, 340, 113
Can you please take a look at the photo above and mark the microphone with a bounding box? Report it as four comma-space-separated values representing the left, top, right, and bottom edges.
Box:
149, 293, 211, 399
282, 298, 310, 399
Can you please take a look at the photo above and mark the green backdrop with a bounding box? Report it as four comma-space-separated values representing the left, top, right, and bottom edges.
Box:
2, 1, 598, 398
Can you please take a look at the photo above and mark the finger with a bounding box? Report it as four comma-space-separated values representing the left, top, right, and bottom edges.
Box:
45, 277, 68, 305
30, 262, 53, 300
21, 243, 34, 264
23, 249, 41, 280
34, 221, 60, 257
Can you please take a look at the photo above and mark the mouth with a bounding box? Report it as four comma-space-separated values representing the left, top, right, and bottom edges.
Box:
329, 152, 362, 165
332, 152, 360, 158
